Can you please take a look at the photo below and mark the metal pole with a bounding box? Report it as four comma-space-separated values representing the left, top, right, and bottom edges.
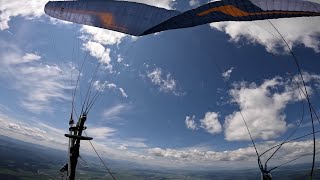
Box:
65, 113, 92, 180
261, 172, 272, 180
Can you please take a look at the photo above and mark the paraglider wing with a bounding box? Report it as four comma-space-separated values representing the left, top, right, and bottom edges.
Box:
45, 0, 320, 36
44, 0, 181, 36
143, 0, 320, 35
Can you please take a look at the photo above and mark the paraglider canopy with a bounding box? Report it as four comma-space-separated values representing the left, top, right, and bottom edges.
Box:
45, 0, 320, 36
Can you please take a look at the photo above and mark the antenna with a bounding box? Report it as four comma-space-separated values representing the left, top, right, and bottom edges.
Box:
61, 113, 93, 180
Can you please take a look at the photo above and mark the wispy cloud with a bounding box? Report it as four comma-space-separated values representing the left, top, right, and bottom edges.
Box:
119, 87, 128, 98
222, 67, 234, 81
0, 42, 74, 113
85, 126, 116, 140
93, 80, 128, 98
0, 112, 67, 150
0, 109, 150, 163
146, 67, 183, 96
103, 104, 131, 121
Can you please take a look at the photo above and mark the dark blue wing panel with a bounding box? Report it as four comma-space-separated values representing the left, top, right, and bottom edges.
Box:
44, 0, 181, 36
44, 0, 320, 36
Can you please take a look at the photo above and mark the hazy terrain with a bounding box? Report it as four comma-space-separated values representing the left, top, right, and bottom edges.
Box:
0, 135, 319, 180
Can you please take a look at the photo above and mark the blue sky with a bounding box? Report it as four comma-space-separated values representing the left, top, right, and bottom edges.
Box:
1, 0, 320, 171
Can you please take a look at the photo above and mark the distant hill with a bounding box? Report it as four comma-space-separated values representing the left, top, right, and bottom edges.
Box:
0, 135, 320, 179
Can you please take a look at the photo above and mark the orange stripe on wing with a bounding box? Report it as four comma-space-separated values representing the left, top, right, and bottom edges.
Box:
46, 6, 128, 32
197, 5, 320, 17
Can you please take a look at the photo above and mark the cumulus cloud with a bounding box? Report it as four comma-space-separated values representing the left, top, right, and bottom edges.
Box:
224, 76, 310, 141
80, 26, 132, 74
185, 115, 198, 130
147, 139, 320, 167
200, 112, 222, 135
210, 17, 320, 53
147, 67, 182, 95
0, 0, 47, 30
83, 41, 111, 67
185, 112, 222, 134
148, 146, 256, 161
80, 26, 127, 46
222, 67, 234, 81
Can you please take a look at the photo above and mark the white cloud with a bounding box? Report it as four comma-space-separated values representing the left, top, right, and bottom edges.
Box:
80, 26, 131, 73
93, 81, 128, 98
103, 104, 130, 121
200, 112, 222, 135
120, 0, 176, 9
107, 83, 117, 89
0, 113, 67, 149
210, 17, 320, 53
83, 41, 105, 59
119, 138, 148, 149
119, 87, 128, 98
0, 42, 74, 113
93, 81, 116, 92
148, 68, 162, 84
224, 76, 309, 141
185, 115, 198, 130
83, 41, 111, 65
293, 72, 320, 93
0, 0, 47, 30
0, 110, 152, 163
7, 122, 46, 140
118, 145, 127, 150
222, 67, 234, 81
85, 126, 116, 139
0, 105, 318, 170
189, 0, 200, 7
2, 52, 41, 65
80, 26, 127, 46
185, 112, 222, 135
21, 53, 41, 62
147, 67, 182, 95
147, 139, 320, 169
148, 146, 256, 161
